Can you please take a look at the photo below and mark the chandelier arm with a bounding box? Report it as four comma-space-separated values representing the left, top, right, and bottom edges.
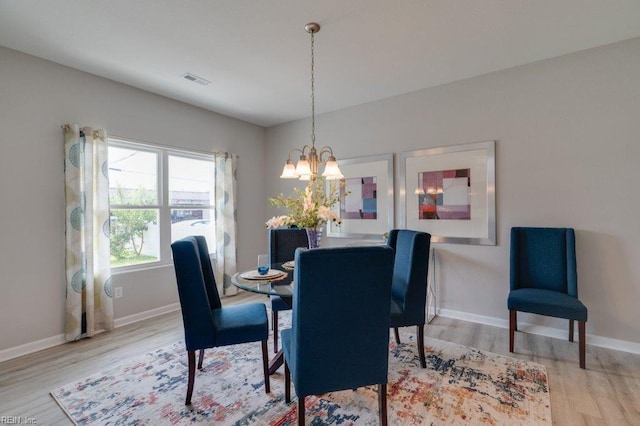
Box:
286, 146, 311, 160
286, 148, 302, 161
317, 146, 335, 162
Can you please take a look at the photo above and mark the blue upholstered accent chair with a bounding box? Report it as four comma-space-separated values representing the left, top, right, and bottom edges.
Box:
508, 227, 588, 369
269, 228, 309, 353
387, 229, 431, 368
171, 236, 270, 405
282, 246, 394, 426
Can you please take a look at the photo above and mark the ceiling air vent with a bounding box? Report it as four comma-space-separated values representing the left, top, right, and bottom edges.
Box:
180, 72, 211, 86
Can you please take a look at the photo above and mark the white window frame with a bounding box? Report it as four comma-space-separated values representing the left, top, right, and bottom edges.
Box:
108, 137, 216, 272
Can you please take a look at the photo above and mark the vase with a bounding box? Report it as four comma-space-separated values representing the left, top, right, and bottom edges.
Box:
306, 227, 323, 249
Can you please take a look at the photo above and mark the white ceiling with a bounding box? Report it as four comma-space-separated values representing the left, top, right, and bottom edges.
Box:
1, 0, 640, 127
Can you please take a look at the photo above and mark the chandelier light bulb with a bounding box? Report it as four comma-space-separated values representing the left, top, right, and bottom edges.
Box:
280, 160, 298, 179
322, 159, 343, 179
295, 157, 312, 176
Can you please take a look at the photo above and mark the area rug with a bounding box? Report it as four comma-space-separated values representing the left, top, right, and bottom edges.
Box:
51, 329, 551, 425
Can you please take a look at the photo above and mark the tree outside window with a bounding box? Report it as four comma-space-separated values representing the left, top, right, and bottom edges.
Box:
108, 141, 216, 268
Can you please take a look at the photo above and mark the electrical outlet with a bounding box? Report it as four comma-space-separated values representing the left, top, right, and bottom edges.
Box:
114, 287, 123, 299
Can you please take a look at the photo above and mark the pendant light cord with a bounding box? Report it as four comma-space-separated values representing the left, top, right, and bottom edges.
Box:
310, 29, 315, 147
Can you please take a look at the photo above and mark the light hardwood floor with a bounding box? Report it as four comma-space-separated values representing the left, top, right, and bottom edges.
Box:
1, 291, 639, 425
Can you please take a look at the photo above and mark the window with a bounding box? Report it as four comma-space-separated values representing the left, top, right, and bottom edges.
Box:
108, 138, 216, 269
168, 155, 215, 252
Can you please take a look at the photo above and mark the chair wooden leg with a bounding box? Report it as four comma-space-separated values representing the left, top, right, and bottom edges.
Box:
569, 319, 575, 342
417, 325, 426, 368
273, 311, 279, 353
261, 340, 270, 393
393, 327, 400, 344
297, 396, 305, 426
285, 361, 291, 403
197, 348, 205, 370
509, 310, 516, 353
579, 321, 586, 369
378, 383, 388, 426
186, 350, 196, 405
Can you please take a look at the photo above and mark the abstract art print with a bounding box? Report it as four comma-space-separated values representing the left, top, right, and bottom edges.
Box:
340, 176, 378, 220
417, 169, 471, 220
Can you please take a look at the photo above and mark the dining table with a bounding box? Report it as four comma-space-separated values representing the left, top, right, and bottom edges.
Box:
231, 262, 294, 374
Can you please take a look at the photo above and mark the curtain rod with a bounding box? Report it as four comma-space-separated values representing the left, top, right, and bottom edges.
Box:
61, 124, 104, 139
61, 125, 238, 158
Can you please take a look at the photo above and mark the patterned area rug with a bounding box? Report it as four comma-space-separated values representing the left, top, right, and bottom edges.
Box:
51, 327, 550, 425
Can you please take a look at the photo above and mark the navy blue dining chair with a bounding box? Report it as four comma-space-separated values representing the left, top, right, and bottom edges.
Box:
171, 236, 270, 405
508, 227, 588, 368
387, 229, 431, 368
282, 246, 394, 426
269, 228, 309, 353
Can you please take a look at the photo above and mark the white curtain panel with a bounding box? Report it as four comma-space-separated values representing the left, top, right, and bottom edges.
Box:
214, 152, 238, 296
63, 124, 113, 341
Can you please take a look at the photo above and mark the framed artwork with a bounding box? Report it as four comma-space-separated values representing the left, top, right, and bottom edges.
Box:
399, 141, 496, 245
327, 153, 394, 239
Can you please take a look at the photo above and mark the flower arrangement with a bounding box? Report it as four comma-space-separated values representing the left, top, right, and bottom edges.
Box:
266, 177, 344, 230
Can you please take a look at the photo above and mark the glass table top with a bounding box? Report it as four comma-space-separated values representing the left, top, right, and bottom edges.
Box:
231, 262, 293, 297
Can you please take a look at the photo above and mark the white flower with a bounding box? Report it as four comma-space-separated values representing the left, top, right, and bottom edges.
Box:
317, 205, 331, 221
318, 206, 342, 225
302, 186, 315, 213
265, 215, 292, 229
303, 199, 315, 213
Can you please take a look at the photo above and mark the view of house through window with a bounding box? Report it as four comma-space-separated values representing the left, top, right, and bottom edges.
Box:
108, 139, 216, 268
167, 154, 215, 255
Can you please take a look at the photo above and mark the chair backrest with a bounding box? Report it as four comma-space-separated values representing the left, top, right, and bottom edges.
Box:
269, 228, 309, 265
387, 229, 431, 324
171, 236, 218, 351
510, 227, 577, 297
290, 246, 394, 396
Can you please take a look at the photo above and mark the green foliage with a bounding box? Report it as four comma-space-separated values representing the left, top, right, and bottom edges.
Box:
110, 254, 157, 267
110, 186, 157, 262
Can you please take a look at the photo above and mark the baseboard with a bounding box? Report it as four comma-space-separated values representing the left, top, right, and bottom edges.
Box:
0, 303, 181, 363
0, 334, 66, 363
113, 303, 181, 328
437, 308, 640, 355
438, 308, 507, 329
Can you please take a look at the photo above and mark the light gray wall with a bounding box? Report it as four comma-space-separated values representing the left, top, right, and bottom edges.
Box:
2, 36, 639, 356
266, 38, 640, 346
0, 46, 267, 352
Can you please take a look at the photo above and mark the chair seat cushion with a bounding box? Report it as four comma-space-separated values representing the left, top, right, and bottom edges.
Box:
212, 303, 268, 346
271, 295, 292, 312
508, 288, 588, 322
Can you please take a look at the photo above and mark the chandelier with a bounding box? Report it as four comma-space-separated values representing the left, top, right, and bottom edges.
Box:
280, 22, 343, 181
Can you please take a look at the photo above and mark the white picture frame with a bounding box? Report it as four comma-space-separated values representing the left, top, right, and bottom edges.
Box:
399, 141, 496, 245
327, 154, 394, 240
